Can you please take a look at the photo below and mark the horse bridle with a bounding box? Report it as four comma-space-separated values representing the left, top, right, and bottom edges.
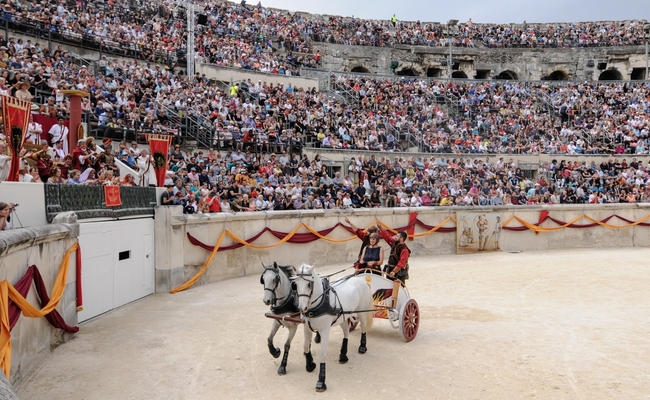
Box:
260, 266, 286, 304
292, 270, 319, 307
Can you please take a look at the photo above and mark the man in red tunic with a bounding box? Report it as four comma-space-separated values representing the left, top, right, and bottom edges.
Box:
377, 227, 411, 282
70, 139, 91, 172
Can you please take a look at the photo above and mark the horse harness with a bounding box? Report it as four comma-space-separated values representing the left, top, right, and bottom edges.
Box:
293, 271, 345, 330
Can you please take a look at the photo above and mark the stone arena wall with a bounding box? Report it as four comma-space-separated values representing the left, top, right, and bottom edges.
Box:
313, 42, 648, 80
154, 203, 650, 292
8, 26, 649, 82
0, 218, 79, 385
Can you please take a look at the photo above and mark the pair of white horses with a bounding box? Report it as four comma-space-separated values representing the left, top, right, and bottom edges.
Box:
261, 262, 374, 392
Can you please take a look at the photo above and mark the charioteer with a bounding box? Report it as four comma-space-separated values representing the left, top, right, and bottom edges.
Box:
377, 226, 411, 283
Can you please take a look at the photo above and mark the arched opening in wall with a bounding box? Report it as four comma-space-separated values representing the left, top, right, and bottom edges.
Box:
427, 68, 442, 77
547, 70, 568, 81
599, 69, 622, 81
494, 70, 518, 80
351, 66, 370, 73
396, 68, 417, 76
475, 70, 490, 79
631, 68, 646, 80
451, 71, 468, 79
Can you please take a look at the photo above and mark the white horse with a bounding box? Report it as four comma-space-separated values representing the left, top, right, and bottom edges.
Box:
261, 262, 316, 375
291, 263, 374, 392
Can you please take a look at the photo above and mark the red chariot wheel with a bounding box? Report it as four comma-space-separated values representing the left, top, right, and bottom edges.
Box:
399, 299, 419, 342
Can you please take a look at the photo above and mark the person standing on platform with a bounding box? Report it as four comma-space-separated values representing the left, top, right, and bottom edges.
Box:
344, 217, 379, 268
377, 226, 411, 282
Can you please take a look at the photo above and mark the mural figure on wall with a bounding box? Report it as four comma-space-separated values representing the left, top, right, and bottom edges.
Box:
456, 212, 503, 254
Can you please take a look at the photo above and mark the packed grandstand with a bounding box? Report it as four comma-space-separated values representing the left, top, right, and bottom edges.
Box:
0, 0, 649, 209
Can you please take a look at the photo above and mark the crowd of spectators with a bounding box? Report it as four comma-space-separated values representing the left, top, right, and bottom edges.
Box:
1, 28, 650, 163
0, 37, 649, 209
158, 150, 650, 214
0, 3, 650, 209
1, 0, 646, 80
3, 0, 319, 76
329, 75, 650, 156
310, 18, 648, 48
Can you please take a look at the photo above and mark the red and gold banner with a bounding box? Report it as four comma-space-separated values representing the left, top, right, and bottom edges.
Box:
407, 212, 418, 241
146, 134, 173, 187
104, 186, 122, 207
2, 95, 31, 181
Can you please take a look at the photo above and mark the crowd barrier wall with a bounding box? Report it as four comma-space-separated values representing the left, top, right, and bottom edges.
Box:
154, 203, 650, 292
195, 63, 320, 90
0, 214, 79, 385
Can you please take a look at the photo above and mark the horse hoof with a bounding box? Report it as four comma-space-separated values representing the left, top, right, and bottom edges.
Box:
315, 383, 327, 392
339, 355, 349, 364
306, 362, 316, 372
271, 348, 281, 358
277, 367, 286, 375
315, 333, 321, 344
358, 346, 367, 354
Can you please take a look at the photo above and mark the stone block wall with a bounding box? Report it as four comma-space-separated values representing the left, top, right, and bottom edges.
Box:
154, 203, 650, 293
313, 42, 649, 81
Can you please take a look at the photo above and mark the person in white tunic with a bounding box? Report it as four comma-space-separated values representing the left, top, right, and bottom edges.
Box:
48, 117, 69, 150
0, 142, 11, 181
26, 115, 43, 144
137, 149, 157, 187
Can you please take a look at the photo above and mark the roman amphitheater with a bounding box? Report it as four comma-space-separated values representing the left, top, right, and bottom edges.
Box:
0, 2, 649, 399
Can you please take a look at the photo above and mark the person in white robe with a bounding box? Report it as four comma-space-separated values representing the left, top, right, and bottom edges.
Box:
0, 142, 11, 181
26, 115, 43, 144
137, 149, 157, 187
48, 118, 69, 150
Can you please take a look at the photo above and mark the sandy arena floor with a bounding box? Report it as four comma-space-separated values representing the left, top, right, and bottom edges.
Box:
15, 248, 650, 400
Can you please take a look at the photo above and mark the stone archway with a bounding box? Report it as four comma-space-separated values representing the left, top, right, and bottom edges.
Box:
547, 70, 568, 81
351, 66, 370, 73
427, 68, 442, 78
599, 69, 623, 81
452, 71, 468, 79
495, 70, 518, 80
396, 68, 418, 76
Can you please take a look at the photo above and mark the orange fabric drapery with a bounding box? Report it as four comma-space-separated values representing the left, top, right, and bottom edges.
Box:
0, 242, 78, 378
173, 212, 650, 294
170, 232, 227, 294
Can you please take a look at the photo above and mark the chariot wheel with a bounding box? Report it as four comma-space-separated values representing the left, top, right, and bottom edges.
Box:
399, 299, 419, 342
347, 315, 359, 332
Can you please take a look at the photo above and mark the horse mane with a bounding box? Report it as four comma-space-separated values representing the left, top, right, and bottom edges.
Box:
277, 264, 294, 277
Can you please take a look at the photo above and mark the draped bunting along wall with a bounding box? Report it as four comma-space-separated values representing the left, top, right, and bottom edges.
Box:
172, 210, 650, 294
0, 242, 79, 378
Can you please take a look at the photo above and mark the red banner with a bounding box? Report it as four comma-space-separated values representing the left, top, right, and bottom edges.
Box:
147, 134, 173, 187
76, 244, 83, 312
104, 186, 122, 207
407, 212, 418, 241
2, 95, 31, 181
